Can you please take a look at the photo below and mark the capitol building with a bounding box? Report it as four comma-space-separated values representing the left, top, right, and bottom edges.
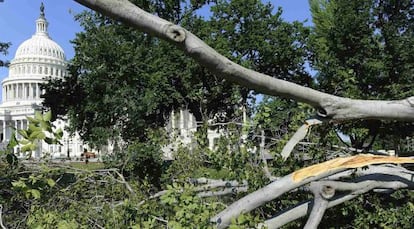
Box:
0, 4, 84, 158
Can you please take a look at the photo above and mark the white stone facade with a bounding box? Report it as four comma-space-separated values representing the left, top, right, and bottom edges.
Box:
0, 4, 84, 159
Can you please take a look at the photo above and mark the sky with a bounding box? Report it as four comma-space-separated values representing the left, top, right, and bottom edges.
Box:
0, 0, 312, 81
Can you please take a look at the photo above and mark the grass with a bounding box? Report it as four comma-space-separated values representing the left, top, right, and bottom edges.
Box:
69, 162, 106, 170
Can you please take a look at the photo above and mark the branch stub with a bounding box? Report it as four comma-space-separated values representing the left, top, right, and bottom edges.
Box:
165, 24, 186, 42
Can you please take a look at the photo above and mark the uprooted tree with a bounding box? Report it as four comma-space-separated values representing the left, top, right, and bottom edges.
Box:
67, 0, 414, 228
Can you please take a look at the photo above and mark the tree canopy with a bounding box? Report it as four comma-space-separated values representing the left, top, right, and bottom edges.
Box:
0, 41, 10, 67
310, 0, 414, 152
42, 0, 313, 146
1, 0, 414, 228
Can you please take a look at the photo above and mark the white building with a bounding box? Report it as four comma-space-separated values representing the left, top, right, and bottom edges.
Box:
0, 4, 84, 159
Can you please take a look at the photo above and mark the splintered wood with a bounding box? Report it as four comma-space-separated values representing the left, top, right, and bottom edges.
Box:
292, 154, 414, 182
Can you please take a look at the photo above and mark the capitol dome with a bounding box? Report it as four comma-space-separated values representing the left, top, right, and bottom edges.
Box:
2, 3, 68, 106
15, 33, 66, 61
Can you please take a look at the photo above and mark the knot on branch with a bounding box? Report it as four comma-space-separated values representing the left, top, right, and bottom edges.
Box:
407, 96, 414, 107
165, 24, 186, 42
321, 185, 335, 199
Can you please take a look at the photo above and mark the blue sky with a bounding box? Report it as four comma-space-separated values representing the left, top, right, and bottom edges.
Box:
0, 0, 312, 80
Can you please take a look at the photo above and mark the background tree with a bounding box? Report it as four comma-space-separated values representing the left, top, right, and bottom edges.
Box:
42, 0, 312, 147
0, 41, 10, 67
309, 0, 414, 152
0, 0, 410, 228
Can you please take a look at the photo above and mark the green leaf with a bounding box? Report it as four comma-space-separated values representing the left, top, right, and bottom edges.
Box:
408, 202, 414, 212
29, 130, 44, 140
34, 111, 43, 121
28, 123, 42, 132
8, 132, 18, 148
18, 129, 29, 139
27, 116, 40, 124
19, 139, 30, 145
44, 137, 53, 144
29, 189, 41, 199
20, 143, 36, 152
40, 120, 52, 132
43, 110, 52, 122
55, 128, 63, 139
46, 178, 56, 187
11, 180, 27, 189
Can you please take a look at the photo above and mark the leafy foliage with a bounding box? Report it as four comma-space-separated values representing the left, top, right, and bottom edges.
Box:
4, 0, 414, 228
309, 0, 414, 151
0, 41, 10, 67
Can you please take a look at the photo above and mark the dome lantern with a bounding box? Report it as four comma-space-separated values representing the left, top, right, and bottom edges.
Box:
36, 2, 49, 37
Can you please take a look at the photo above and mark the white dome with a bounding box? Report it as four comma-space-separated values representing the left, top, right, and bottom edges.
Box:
15, 34, 66, 61
14, 12, 65, 61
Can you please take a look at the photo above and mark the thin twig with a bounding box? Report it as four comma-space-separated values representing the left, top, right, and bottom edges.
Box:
0, 204, 6, 229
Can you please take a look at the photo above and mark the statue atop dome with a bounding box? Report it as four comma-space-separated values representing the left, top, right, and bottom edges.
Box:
36, 2, 48, 36
40, 2, 45, 17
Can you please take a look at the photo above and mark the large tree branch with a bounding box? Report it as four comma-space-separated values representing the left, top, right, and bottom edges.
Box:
303, 182, 334, 229
73, 0, 414, 122
265, 164, 414, 228
211, 155, 414, 228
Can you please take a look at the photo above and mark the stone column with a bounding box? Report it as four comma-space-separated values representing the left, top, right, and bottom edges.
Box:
180, 109, 184, 130
23, 83, 26, 99
2, 120, 6, 142
30, 83, 33, 98
36, 83, 39, 98
16, 84, 19, 99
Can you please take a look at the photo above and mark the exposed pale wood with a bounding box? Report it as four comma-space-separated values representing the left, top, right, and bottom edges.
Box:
292, 154, 414, 182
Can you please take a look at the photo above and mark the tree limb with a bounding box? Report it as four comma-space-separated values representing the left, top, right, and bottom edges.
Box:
197, 187, 249, 198
113, 170, 136, 196
0, 204, 6, 229
303, 183, 333, 229
212, 155, 414, 228
260, 129, 278, 181
73, 0, 414, 122
264, 165, 414, 228
281, 118, 323, 160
